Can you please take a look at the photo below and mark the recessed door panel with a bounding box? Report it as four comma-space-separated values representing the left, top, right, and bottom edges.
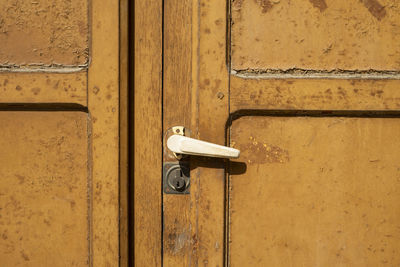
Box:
0, 112, 89, 266
229, 116, 400, 266
231, 0, 400, 70
0, 0, 88, 66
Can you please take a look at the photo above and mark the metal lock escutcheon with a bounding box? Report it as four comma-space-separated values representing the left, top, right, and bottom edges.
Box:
163, 162, 190, 194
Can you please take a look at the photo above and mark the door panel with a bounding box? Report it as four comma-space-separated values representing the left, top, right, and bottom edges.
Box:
0, 0, 88, 66
230, 116, 400, 266
0, 112, 89, 266
231, 0, 400, 70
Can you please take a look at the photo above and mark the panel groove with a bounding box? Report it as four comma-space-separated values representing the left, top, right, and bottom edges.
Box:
0, 103, 88, 112
227, 109, 400, 128
0, 66, 87, 73
233, 69, 400, 80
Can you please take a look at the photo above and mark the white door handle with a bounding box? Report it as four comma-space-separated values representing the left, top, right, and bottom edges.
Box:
167, 135, 240, 159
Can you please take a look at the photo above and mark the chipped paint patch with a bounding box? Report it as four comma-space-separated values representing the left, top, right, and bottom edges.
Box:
166, 230, 191, 255
309, 0, 327, 11
0, 0, 89, 66
240, 137, 289, 164
254, 0, 274, 13
231, 0, 399, 70
232, 0, 244, 9
360, 0, 386, 20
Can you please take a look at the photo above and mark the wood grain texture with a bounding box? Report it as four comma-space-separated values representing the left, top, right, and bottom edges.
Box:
231, 76, 400, 112
88, 0, 120, 265
134, 0, 162, 266
191, 0, 230, 265
163, 0, 230, 265
0, 72, 87, 105
0, 112, 89, 266
119, 0, 129, 265
0, 0, 88, 66
230, 116, 400, 266
231, 0, 400, 70
163, 0, 193, 265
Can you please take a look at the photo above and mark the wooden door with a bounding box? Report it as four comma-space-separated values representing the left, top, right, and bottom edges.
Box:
160, 0, 400, 266
0, 1, 122, 266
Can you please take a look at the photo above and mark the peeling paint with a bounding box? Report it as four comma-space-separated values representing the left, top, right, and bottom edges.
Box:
239, 137, 289, 164
232, 68, 400, 79
254, 0, 273, 13
231, 0, 399, 70
360, 0, 386, 20
0, 0, 89, 66
309, 0, 327, 11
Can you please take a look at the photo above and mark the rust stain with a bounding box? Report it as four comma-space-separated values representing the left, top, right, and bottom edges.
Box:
240, 137, 289, 164
360, 0, 386, 20
254, 0, 274, 13
309, 0, 327, 12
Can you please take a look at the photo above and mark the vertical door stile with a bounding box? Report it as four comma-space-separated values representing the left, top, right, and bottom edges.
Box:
163, 0, 194, 265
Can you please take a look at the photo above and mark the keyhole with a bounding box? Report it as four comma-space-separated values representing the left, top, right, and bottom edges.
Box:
173, 169, 186, 191
165, 164, 190, 193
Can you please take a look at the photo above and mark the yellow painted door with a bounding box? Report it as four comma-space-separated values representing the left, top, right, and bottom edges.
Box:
0, 1, 120, 266
163, 0, 400, 266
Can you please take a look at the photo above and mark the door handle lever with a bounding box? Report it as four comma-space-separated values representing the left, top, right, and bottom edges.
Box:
167, 134, 240, 159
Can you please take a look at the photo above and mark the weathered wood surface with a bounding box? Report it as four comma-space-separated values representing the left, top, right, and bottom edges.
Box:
163, 0, 230, 265
120, 0, 129, 265
134, 0, 163, 266
0, 72, 87, 105
230, 116, 400, 266
231, 76, 400, 112
193, 0, 230, 265
163, 0, 193, 265
0, 0, 88, 66
228, 0, 400, 266
231, 0, 400, 70
88, 0, 120, 265
0, 112, 89, 266
0, 0, 121, 266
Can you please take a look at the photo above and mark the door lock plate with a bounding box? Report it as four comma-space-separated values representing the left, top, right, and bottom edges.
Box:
163, 162, 190, 194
